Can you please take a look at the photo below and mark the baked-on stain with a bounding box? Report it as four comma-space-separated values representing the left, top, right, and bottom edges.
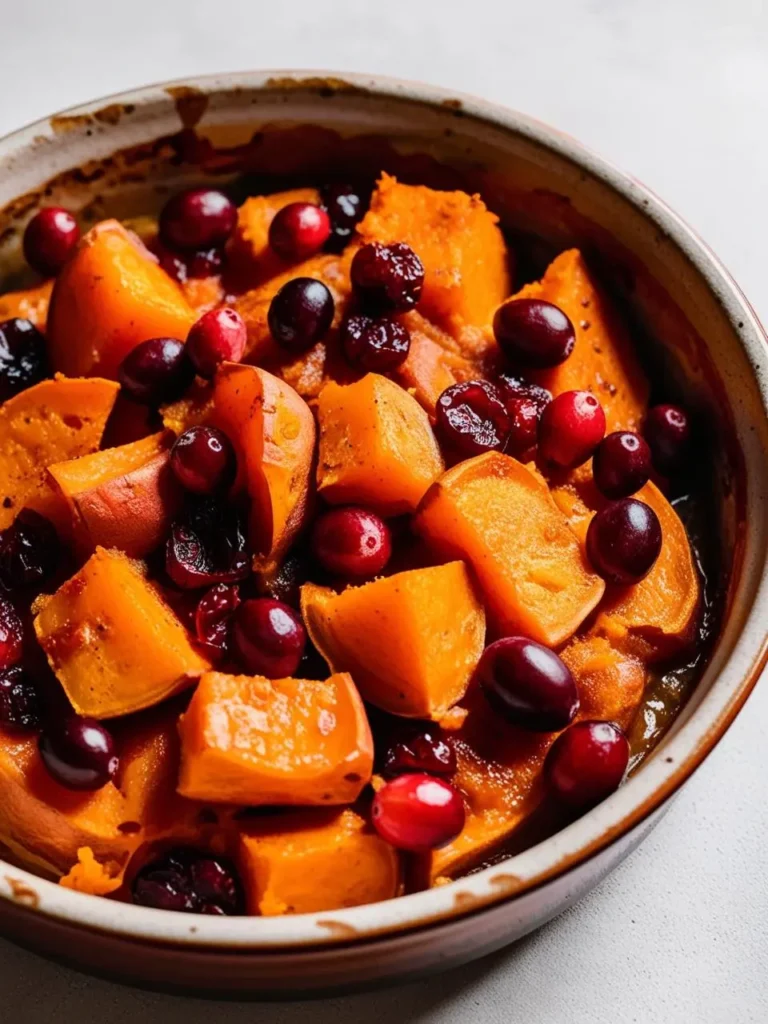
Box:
264, 76, 367, 97
316, 919, 359, 939
5, 876, 40, 908
165, 86, 209, 131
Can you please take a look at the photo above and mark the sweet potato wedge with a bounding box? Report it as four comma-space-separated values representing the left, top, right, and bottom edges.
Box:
228, 187, 323, 286
160, 379, 214, 435
0, 279, 53, 330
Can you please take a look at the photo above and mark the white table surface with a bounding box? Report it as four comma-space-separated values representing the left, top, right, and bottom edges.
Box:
1, 1, 767, 1020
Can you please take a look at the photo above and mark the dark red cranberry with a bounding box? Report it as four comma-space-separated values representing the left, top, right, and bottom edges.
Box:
232, 598, 306, 678
0, 666, 42, 732
166, 499, 249, 590
372, 774, 465, 851
0, 595, 23, 669
493, 298, 575, 369
593, 431, 652, 499
267, 277, 335, 352
132, 847, 243, 915
23, 207, 80, 276
0, 318, 49, 402
586, 497, 662, 584
186, 247, 225, 279
350, 242, 424, 313
186, 307, 247, 379
477, 636, 579, 732
435, 380, 511, 458
195, 583, 241, 658
383, 727, 456, 778
171, 426, 236, 495
311, 507, 392, 580
546, 720, 630, 811
0, 510, 59, 592
269, 202, 331, 261
497, 375, 552, 455
39, 715, 119, 790
118, 337, 195, 405
538, 390, 606, 468
159, 188, 236, 251
342, 314, 411, 371
321, 182, 369, 251
643, 403, 691, 473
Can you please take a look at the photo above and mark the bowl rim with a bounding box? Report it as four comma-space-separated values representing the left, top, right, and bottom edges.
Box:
1, 68, 767, 952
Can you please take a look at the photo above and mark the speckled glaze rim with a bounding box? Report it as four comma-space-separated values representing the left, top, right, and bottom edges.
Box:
0, 69, 767, 953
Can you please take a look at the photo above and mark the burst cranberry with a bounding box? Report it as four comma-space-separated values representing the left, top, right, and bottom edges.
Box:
311, 507, 392, 580
0, 510, 59, 591
372, 774, 465, 851
0, 318, 48, 402
383, 726, 456, 778
538, 390, 606, 468
0, 666, 42, 732
133, 847, 243, 915
186, 308, 246, 379
341, 314, 410, 371
159, 188, 236, 251
546, 720, 630, 811
232, 598, 306, 678
350, 242, 424, 313
643, 403, 691, 473
497, 376, 552, 455
195, 583, 240, 658
166, 500, 249, 590
267, 277, 335, 352
118, 337, 195, 405
587, 497, 662, 584
269, 202, 330, 261
493, 298, 575, 369
321, 182, 369, 251
0, 595, 23, 669
171, 426, 236, 495
477, 636, 579, 732
39, 715, 119, 790
436, 380, 511, 458
23, 207, 80, 276
593, 431, 652, 499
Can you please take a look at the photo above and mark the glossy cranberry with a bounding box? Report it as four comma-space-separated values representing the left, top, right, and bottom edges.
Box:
186, 307, 247, 379
0, 595, 23, 669
171, 426, 236, 495
0, 510, 59, 592
166, 499, 249, 590
372, 774, 465, 851
0, 318, 48, 402
195, 583, 241, 658
383, 726, 456, 778
39, 715, 119, 791
159, 188, 236, 251
232, 598, 306, 678
493, 298, 575, 369
269, 202, 331, 261
350, 242, 424, 313
341, 314, 411, 371
586, 497, 662, 585
477, 637, 579, 732
546, 720, 630, 811
132, 847, 243, 915
643, 403, 691, 473
593, 431, 652, 499
267, 277, 335, 352
538, 390, 606, 468
311, 507, 392, 580
321, 182, 369, 251
497, 375, 552, 455
0, 666, 42, 732
23, 207, 80, 276
118, 337, 195, 405
435, 380, 511, 458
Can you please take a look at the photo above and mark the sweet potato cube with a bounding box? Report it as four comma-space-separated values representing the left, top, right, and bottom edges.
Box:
177, 671, 373, 806
0, 279, 53, 330
238, 809, 399, 916
228, 187, 323, 285
301, 562, 486, 718
317, 374, 444, 515
415, 453, 605, 647
34, 548, 210, 719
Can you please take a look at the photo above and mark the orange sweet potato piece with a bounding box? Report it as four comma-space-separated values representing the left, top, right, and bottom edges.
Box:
160, 379, 214, 435
317, 373, 444, 515
181, 274, 225, 314
0, 375, 119, 530
228, 187, 323, 285
301, 562, 486, 718
415, 453, 604, 647
0, 279, 53, 330
212, 363, 315, 571
239, 809, 399, 916
47, 220, 196, 378
34, 548, 210, 719
559, 634, 646, 728
177, 671, 373, 806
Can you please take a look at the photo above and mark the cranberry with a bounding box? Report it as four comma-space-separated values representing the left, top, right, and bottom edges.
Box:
497, 375, 552, 455
269, 202, 331, 261
350, 242, 424, 314
156, 247, 188, 283
0, 666, 42, 732
186, 247, 225, 279
159, 188, 236, 251
321, 182, 369, 251
186, 308, 247, 379
166, 499, 249, 590
0, 318, 49, 402
383, 726, 456, 778
435, 380, 511, 458
195, 583, 241, 658
586, 497, 662, 585
232, 598, 306, 678
341, 314, 411, 371
643, 403, 691, 473
477, 636, 579, 732
23, 207, 80, 276
493, 298, 575, 369
0, 510, 59, 592
311, 507, 392, 580
538, 390, 606, 468
38, 715, 119, 790
267, 277, 335, 352
0, 595, 23, 669
132, 847, 243, 915
171, 426, 236, 495
372, 774, 465, 851
546, 720, 630, 811
593, 431, 652, 499
118, 337, 195, 405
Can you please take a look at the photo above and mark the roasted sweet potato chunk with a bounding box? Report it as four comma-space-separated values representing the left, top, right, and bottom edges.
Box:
0, 279, 53, 330
228, 187, 323, 285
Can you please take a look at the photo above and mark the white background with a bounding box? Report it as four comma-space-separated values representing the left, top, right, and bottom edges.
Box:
1, 0, 767, 1020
